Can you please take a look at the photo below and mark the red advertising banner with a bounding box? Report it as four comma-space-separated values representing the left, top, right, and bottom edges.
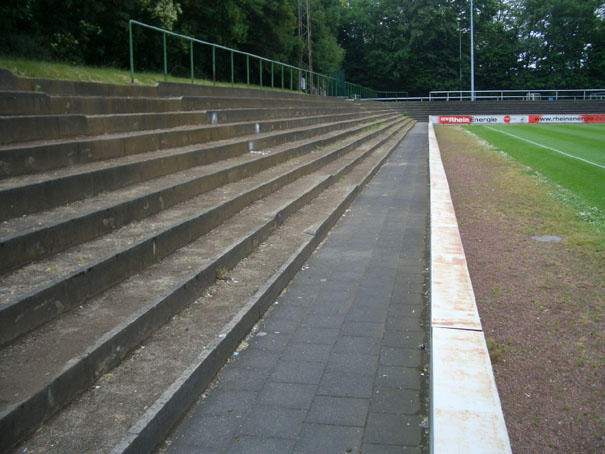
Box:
437, 116, 472, 124
433, 114, 605, 125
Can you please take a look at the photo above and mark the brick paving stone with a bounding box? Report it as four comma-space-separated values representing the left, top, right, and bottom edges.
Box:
257, 382, 317, 409
197, 389, 257, 417
376, 366, 422, 390
294, 424, 364, 454
228, 435, 296, 454
306, 396, 370, 426
365, 413, 423, 446
317, 371, 375, 399
239, 406, 306, 439
282, 342, 332, 362
372, 387, 421, 414
380, 347, 423, 367
270, 360, 326, 384
341, 320, 385, 338
291, 327, 340, 345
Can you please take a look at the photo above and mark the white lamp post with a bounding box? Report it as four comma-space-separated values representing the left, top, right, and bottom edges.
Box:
470, 0, 475, 101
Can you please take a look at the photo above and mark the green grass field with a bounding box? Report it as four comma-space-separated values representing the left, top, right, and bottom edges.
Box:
465, 124, 605, 212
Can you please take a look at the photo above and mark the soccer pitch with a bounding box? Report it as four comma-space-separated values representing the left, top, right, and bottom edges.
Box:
464, 124, 605, 211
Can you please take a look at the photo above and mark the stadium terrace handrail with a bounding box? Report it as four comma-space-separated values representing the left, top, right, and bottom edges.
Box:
428, 89, 605, 101
128, 20, 377, 98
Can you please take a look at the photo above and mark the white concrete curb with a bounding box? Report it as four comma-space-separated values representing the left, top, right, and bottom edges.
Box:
428, 121, 512, 453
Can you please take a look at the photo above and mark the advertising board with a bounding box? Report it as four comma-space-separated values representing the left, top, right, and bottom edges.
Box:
431, 114, 605, 125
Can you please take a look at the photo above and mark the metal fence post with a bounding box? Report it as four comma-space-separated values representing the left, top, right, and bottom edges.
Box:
246, 55, 250, 86
163, 32, 167, 81
212, 45, 216, 85
190, 40, 194, 83
260, 59, 263, 87
231, 51, 234, 86
271, 62, 274, 88
129, 21, 135, 83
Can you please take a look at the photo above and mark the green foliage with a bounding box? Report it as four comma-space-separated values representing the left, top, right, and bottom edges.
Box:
1, 0, 604, 93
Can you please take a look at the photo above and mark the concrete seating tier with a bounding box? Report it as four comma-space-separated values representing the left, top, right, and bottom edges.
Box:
0, 70, 414, 453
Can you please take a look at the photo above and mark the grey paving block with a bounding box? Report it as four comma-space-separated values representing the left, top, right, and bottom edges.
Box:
328, 270, 364, 283
355, 284, 393, 302
247, 331, 292, 352
258, 382, 317, 409
259, 317, 299, 334
362, 444, 421, 454
197, 389, 258, 417
282, 294, 315, 307
166, 414, 242, 452
228, 435, 296, 454
316, 283, 358, 299
359, 273, 396, 290
239, 406, 306, 439
364, 413, 422, 446
372, 387, 420, 415
294, 423, 363, 454
391, 290, 429, 308
291, 327, 339, 345
396, 263, 426, 276
216, 366, 270, 392
345, 306, 388, 324
393, 275, 425, 289
317, 371, 374, 398
387, 303, 424, 316
229, 348, 280, 370
270, 360, 326, 384
282, 342, 332, 362
332, 335, 381, 355
376, 366, 421, 390
353, 289, 392, 308
341, 320, 385, 338
379, 347, 422, 367
382, 329, 426, 348
385, 315, 423, 331
326, 352, 379, 375
271, 304, 310, 321
306, 396, 369, 426
302, 313, 346, 329
309, 299, 352, 316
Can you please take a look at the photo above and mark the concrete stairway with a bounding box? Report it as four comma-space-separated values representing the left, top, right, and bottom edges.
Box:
0, 71, 415, 453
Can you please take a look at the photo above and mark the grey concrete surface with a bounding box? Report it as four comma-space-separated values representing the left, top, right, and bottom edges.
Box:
163, 123, 430, 454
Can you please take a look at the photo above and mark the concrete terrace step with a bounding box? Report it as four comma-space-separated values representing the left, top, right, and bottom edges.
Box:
0, 106, 389, 145
0, 116, 409, 346
0, 116, 404, 275
0, 91, 380, 116
0, 108, 393, 177
0, 111, 397, 219
1, 118, 414, 453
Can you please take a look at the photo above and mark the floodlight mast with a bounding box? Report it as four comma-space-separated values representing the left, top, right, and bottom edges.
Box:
470, 0, 475, 101
298, 0, 313, 90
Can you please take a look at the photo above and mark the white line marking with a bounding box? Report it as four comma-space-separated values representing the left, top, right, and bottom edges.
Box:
484, 126, 605, 169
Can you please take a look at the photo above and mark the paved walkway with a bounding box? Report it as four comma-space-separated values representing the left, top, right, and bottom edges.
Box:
165, 123, 430, 454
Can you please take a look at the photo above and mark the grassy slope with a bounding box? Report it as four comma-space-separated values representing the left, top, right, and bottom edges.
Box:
0, 56, 298, 92
466, 124, 605, 212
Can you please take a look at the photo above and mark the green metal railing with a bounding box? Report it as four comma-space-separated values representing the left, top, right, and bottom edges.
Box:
128, 20, 377, 98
